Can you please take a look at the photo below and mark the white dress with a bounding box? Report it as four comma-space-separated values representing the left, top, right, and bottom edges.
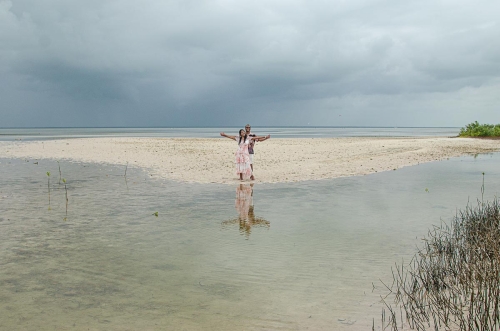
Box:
235, 138, 252, 178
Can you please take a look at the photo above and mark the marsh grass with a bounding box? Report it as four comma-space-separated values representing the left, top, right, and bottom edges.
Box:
379, 198, 500, 330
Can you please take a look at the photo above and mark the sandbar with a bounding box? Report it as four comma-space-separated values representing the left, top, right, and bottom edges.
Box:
0, 137, 498, 184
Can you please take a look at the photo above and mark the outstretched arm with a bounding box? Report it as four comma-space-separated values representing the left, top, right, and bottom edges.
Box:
252, 134, 270, 142
220, 132, 237, 141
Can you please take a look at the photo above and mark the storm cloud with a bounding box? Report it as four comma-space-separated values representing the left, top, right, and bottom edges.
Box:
1, 0, 499, 127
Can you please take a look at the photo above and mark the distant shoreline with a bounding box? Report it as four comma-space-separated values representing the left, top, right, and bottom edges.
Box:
0, 127, 461, 141
1, 137, 498, 184
0, 126, 462, 129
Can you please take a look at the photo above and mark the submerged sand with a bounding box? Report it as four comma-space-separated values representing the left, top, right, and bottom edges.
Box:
0, 137, 498, 184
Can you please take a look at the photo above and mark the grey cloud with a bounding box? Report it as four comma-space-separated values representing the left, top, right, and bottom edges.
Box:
1, 0, 500, 127
16, 61, 132, 101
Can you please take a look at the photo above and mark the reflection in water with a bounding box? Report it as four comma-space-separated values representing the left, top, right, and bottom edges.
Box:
221, 184, 270, 238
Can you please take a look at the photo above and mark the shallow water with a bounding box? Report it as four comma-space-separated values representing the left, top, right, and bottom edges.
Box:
1, 154, 499, 330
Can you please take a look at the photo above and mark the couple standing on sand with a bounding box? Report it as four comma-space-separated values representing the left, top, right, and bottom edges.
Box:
220, 124, 270, 181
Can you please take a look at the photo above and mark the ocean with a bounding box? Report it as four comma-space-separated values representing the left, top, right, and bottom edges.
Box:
0, 126, 460, 141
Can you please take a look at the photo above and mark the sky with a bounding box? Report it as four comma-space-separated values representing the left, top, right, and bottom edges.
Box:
1, 0, 499, 127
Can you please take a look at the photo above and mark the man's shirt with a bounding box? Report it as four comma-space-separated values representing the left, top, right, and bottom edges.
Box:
248, 132, 256, 154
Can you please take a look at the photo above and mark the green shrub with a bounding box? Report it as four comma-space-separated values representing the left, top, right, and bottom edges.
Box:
459, 121, 500, 137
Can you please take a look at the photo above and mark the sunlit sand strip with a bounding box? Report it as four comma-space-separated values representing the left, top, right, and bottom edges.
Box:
0, 137, 498, 184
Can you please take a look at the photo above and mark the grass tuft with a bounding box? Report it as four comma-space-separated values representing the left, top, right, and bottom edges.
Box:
379, 198, 500, 330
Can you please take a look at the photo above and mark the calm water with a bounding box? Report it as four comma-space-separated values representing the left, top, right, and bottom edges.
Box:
0, 127, 460, 141
1, 153, 499, 330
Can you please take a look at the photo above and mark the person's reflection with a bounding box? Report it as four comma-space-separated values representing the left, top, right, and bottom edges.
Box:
221, 184, 270, 238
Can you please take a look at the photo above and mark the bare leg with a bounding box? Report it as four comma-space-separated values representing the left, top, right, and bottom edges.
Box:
250, 164, 254, 180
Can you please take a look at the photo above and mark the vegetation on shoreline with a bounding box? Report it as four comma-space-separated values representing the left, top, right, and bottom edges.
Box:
378, 198, 500, 330
459, 121, 500, 137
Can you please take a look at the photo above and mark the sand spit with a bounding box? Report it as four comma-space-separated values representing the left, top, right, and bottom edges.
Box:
0, 137, 498, 184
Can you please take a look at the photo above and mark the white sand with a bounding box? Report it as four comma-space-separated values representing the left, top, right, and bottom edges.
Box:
0, 137, 498, 184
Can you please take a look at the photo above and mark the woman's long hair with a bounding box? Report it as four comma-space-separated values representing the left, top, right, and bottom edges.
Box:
238, 129, 248, 145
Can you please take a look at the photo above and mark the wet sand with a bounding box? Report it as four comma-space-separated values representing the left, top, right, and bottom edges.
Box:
0, 137, 498, 184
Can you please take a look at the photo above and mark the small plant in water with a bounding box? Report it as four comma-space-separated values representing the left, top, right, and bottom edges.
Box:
153, 212, 159, 217
57, 161, 62, 184
46, 171, 51, 209
481, 172, 485, 204
63, 178, 68, 219
124, 162, 129, 190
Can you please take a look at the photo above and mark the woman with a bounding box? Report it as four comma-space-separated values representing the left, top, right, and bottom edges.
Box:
220, 129, 268, 180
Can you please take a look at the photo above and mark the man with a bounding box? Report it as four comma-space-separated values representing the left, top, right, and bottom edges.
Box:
244, 124, 270, 180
